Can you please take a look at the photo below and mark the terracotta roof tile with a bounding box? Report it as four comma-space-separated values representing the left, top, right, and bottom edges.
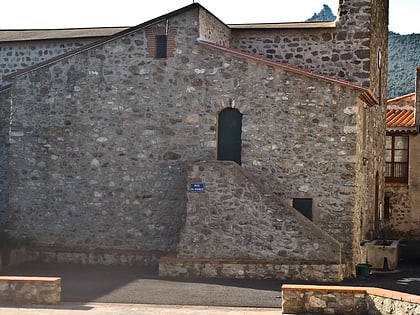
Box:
386, 92, 416, 130
386, 109, 415, 128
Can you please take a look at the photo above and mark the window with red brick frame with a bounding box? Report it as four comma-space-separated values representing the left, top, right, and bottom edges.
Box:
146, 26, 177, 58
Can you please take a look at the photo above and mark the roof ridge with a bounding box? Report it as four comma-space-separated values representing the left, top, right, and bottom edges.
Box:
387, 92, 416, 103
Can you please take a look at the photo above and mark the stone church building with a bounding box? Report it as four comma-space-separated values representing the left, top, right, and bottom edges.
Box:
0, 0, 388, 281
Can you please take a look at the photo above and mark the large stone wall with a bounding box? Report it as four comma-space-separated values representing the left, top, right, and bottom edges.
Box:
6, 7, 203, 253
4, 4, 368, 263
0, 2, 389, 277
231, 0, 388, 90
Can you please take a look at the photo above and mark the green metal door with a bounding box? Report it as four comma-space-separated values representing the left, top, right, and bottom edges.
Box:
217, 108, 242, 165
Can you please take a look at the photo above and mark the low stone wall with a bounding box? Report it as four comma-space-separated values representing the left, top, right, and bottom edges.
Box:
0, 276, 61, 305
26, 247, 163, 267
159, 257, 345, 282
282, 284, 420, 315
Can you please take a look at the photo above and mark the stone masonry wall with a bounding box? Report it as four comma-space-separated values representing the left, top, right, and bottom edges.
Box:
0, 88, 10, 227
230, 0, 383, 88
0, 276, 61, 305
3, 3, 383, 270
0, 38, 101, 88
198, 7, 231, 46
179, 161, 342, 262
0, 35, 113, 227
282, 285, 420, 315
385, 134, 420, 240
384, 69, 420, 240
353, 98, 387, 269
6, 8, 204, 252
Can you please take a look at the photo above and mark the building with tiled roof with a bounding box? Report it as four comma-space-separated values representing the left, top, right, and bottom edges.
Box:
0, 1, 389, 280
386, 92, 416, 132
384, 67, 420, 241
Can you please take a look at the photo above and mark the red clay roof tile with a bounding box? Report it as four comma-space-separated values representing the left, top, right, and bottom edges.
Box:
386, 92, 416, 130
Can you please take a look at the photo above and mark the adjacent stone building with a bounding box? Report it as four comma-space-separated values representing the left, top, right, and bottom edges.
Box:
0, 0, 388, 280
384, 67, 420, 240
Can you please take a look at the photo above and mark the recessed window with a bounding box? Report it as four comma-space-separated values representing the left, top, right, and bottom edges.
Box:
293, 198, 313, 221
155, 35, 167, 59
385, 135, 409, 184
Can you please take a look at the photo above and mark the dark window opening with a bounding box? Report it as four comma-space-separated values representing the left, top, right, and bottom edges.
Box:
385, 135, 409, 184
293, 198, 313, 221
155, 35, 167, 58
384, 196, 390, 220
217, 108, 242, 165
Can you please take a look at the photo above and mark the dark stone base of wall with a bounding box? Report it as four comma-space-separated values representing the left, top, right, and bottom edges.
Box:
25, 247, 166, 267
159, 256, 345, 282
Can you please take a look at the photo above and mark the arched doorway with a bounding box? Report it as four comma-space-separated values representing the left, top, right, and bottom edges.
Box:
217, 108, 242, 165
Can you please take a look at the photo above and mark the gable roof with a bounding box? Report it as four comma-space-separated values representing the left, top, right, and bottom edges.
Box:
198, 40, 378, 106
3, 3, 199, 82
386, 92, 416, 132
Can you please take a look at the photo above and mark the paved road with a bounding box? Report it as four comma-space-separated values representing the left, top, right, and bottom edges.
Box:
0, 262, 282, 308
0, 303, 283, 315
0, 259, 419, 314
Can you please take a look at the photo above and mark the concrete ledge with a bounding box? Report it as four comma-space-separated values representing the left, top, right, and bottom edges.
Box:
0, 276, 61, 305
282, 284, 420, 314
159, 257, 345, 282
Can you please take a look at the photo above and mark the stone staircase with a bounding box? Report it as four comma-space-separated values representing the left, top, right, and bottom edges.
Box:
159, 160, 345, 282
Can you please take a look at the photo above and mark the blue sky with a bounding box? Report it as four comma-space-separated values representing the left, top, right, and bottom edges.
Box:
0, 0, 418, 34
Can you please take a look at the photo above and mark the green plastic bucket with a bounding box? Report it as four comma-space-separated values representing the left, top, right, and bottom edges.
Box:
356, 264, 372, 276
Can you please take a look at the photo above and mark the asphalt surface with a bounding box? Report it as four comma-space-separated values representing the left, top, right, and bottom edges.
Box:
0, 259, 419, 309
0, 262, 282, 308
0, 304, 283, 315
0, 244, 418, 315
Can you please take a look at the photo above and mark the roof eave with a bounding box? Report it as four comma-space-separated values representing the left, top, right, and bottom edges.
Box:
359, 90, 379, 107
386, 128, 418, 135
228, 21, 336, 30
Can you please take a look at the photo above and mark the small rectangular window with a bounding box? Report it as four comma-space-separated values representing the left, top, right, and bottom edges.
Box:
293, 198, 313, 221
155, 35, 167, 58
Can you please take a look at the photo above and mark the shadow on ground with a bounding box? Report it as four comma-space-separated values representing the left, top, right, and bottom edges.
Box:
0, 262, 282, 307
1, 258, 419, 308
